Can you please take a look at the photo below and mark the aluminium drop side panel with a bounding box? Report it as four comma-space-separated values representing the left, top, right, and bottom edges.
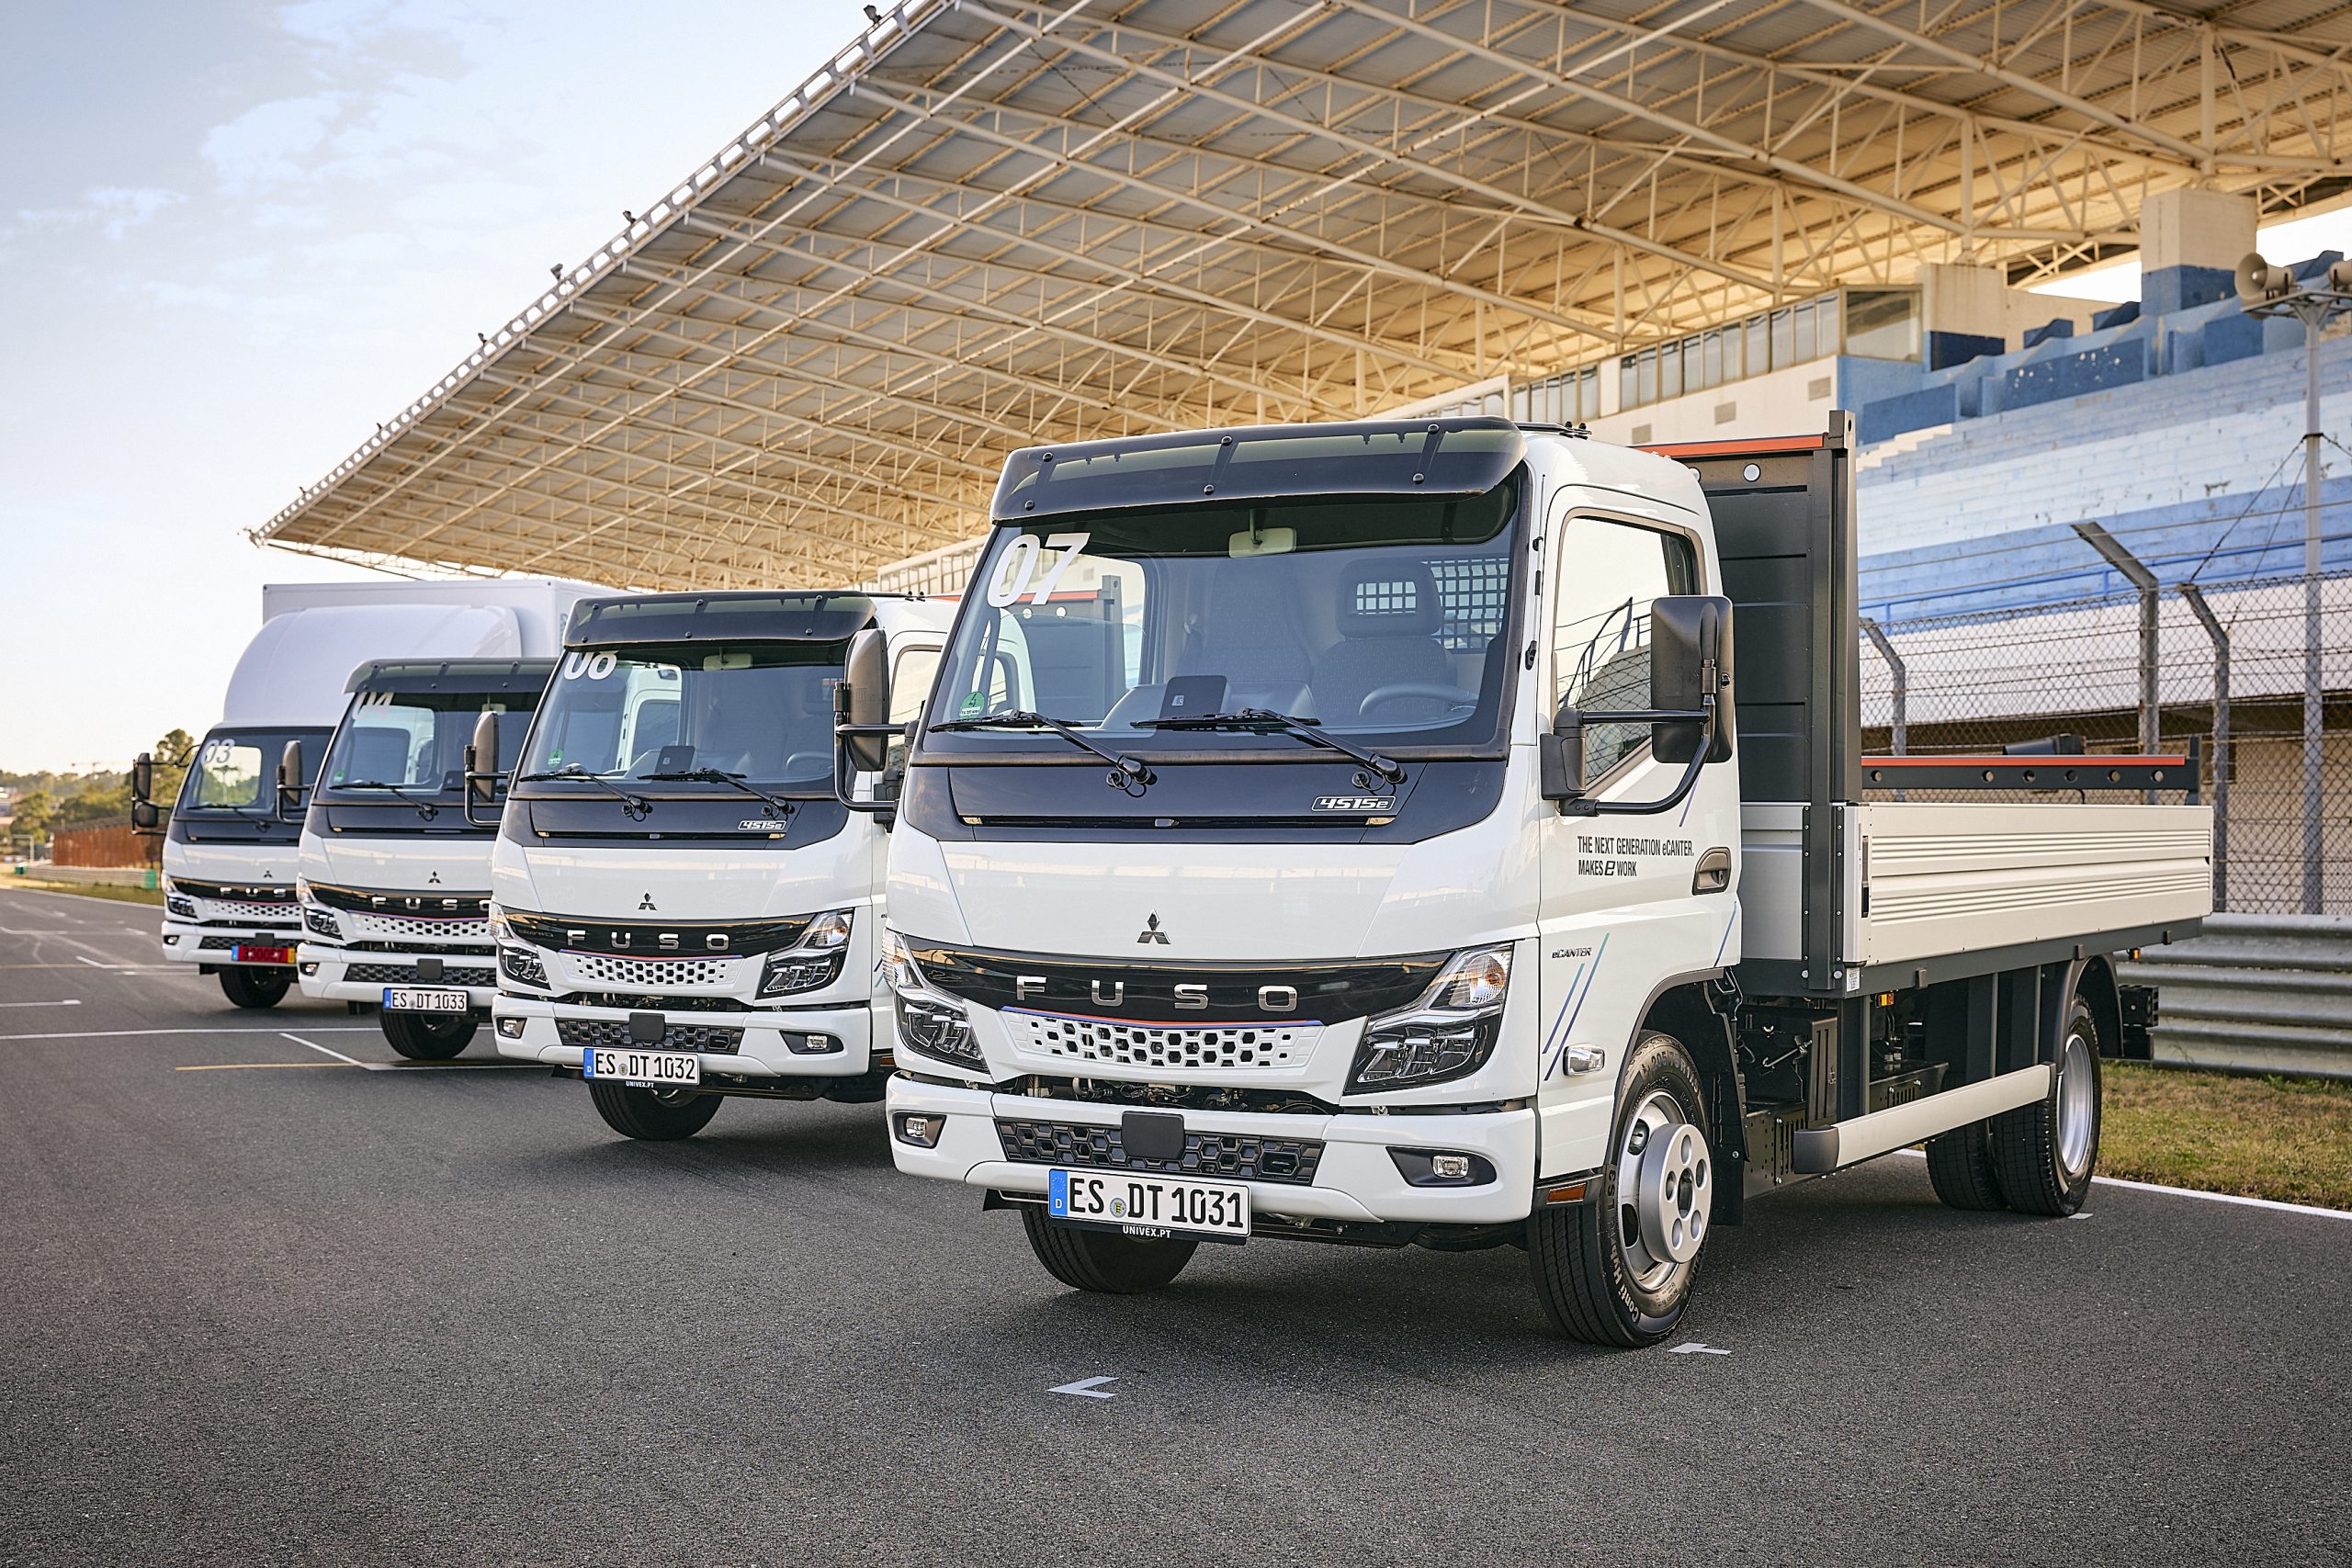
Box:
1854, 801, 2213, 970
1666, 413, 1860, 995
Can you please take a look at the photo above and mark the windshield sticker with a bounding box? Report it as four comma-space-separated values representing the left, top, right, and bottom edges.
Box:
958, 691, 986, 716
984, 531, 1091, 607
560, 651, 617, 681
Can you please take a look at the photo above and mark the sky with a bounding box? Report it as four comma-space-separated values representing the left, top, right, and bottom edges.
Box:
2030, 202, 2352, 302
0, 0, 843, 773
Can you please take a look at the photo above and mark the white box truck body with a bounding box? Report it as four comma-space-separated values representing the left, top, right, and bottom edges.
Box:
488, 592, 955, 1140
865, 416, 2211, 1344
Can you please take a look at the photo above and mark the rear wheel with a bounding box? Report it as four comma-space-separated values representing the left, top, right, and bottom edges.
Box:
219, 966, 289, 1010
1991, 998, 2100, 1216
381, 1011, 477, 1061
1925, 1121, 2008, 1211
1020, 1206, 1197, 1293
588, 1078, 721, 1141
1529, 1032, 1713, 1348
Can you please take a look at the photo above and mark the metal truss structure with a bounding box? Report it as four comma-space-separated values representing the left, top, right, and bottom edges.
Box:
257, 0, 2352, 588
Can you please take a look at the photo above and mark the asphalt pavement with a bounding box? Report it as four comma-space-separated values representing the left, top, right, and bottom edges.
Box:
3, 881, 2347, 1568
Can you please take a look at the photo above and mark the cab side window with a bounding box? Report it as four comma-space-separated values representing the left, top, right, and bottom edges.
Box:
1551, 516, 1697, 787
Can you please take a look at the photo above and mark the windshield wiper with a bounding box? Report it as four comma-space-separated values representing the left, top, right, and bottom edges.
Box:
331, 780, 442, 818
639, 768, 800, 819
515, 765, 651, 820
1136, 708, 1405, 784
931, 711, 1156, 791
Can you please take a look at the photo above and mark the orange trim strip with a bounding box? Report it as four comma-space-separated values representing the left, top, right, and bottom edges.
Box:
1640, 433, 1828, 458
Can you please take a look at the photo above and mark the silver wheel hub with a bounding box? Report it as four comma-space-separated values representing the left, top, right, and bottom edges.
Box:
2055, 1030, 2096, 1179
1616, 1089, 1712, 1288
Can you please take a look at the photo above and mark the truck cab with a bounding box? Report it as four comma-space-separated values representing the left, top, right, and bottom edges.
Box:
490, 591, 955, 1141
294, 660, 555, 1059
153, 726, 328, 1009
870, 416, 2211, 1345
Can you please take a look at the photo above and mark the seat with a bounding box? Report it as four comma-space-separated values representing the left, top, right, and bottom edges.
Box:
1313, 562, 1459, 725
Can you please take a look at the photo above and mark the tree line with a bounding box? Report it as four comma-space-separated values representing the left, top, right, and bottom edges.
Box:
4, 728, 195, 847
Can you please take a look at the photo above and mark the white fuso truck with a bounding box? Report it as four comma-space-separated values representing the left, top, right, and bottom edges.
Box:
489, 591, 954, 1140
132, 581, 593, 1011
863, 414, 2211, 1347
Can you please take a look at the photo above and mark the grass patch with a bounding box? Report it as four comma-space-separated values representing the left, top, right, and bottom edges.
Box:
2101, 1061, 2352, 1210
2, 876, 164, 908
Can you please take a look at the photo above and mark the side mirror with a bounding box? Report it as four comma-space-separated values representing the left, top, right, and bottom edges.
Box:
277, 739, 306, 819
131, 753, 154, 805
463, 709, 504, 825
838, 628, 891, 774
1649, 595, 1736, 765
130, 800, 162, 833
1539, 705, 1586, 803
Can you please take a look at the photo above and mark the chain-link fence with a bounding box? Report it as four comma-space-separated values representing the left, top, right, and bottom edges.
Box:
1860, 496, 2352, 913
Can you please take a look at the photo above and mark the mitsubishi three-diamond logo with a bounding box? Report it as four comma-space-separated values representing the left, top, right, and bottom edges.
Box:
1136, 913, 1170, 945
638, 893, 657, 911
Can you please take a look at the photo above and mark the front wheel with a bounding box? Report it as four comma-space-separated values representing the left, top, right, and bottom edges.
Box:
219, 966, 289, 1010
381, 1010, 478, 1061
1529, 1032, 1713, 1348
1990, 998, 2101, 1216
1020, 1206, 1197, 1293
588, 1078, 721, 1141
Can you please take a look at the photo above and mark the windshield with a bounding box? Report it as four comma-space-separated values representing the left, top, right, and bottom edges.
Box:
521, 642, 845, 791
175, 728, 326, 814
321, 688, 540, 800
924, 482, 1521, 759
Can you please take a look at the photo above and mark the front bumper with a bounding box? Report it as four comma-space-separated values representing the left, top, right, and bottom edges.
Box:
493, 994, 878, 1080
298, 943, 497, 1010
160, 919, 300, 967
886, 1075, 1538, 1227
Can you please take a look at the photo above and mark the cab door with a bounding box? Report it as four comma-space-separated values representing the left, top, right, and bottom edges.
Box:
1532, 496, 1743, 1180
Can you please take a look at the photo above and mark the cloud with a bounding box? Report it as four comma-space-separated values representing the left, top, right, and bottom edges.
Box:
202, 94, 346, 194
11, 186, 183, 241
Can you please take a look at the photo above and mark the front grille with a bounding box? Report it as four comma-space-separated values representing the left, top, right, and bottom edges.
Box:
200, 898, 300, 922
346, 962, 495, 987
1007, 1012, 1317, 1072
997, 1118, 1323, 1184
557, 1018, 745, 1054
198, 934, 243, 950
347, 910, 490, 942
198, 918, 300, 931
567, 991, 752, 1012
569, 953, 740, 988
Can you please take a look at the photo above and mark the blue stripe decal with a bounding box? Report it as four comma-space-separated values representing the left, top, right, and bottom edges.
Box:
1712, 902, 1738, 966
1544, 932, 1610, 1080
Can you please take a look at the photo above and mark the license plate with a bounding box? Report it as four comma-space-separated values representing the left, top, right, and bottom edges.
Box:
582, 1047, 701, 1088
383, 987, 469, 1013
233, 945, 293, 964
1047, 1168, 1250, 1244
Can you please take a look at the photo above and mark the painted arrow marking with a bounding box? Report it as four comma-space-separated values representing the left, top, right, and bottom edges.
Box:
1667, 1342, 1731, 1356
1050, 1376, 1119, 1399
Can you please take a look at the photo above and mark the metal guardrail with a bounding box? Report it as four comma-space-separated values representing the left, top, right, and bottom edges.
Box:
2119, 914, 2352, 1080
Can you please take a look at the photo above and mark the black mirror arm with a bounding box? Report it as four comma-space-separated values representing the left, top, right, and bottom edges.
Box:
831, 690, 903, 819
1557, 697, 1717, 818
460, 759, 510, 829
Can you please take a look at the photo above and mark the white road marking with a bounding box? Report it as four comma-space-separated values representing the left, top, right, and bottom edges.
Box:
1891, 1148, 2349, 1222
280, 1032, 366, 1067
73, 956, 115, 970
1667, 1342, 1731, 1356
0, 999, 81, 1009
0, 1025, 379, 1043
1049, 1376, 1119, 1399
2070, 1212, 2094, 1220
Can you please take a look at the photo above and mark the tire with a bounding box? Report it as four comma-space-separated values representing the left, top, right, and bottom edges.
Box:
1529, 1032, 1713, 1348
1925, 1121, 2008, 1211
381, 1010, 478, 1061
1020, 1206, 1198, 1294
588, 1078, 721, 1141
1990, 998, 2100, 1216
219, 966, 289, 1010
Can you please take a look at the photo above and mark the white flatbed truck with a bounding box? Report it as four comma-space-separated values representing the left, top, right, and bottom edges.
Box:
859, 413, 2210, 1347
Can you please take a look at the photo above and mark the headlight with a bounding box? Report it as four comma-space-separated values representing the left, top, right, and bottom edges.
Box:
303, 905, 342, 940
755, 908, 854, 998
1346, 945, 1515, 1094
500, 946, 547, 988
487, 903, 512, 943
879, 926, 920, 993
296, 877, 312, 902
165, 894, 198, 919
896, 991, 982, 1069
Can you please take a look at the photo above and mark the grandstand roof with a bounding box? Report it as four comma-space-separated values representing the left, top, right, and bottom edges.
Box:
256, 0, 2352, 589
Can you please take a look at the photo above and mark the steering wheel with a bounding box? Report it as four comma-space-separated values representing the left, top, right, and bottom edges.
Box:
1356, 683, 1476, 719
